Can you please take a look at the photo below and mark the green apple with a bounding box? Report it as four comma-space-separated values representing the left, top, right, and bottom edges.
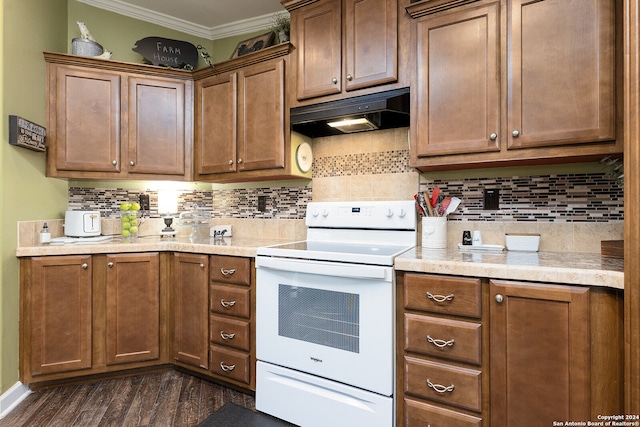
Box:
120, 202, 131, 211
129, 226, 138, 234
121, 230, 130, 237
131, 202, 141, 211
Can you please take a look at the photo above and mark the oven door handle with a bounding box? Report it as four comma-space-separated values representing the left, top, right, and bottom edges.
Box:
256, 257, 390, 281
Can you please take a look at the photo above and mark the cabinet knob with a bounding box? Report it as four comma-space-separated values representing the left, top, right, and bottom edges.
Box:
490, 133, 498, 140
512, 130, 520, 137
129, 161, 135, 166
199, 263, 205, 269
332, 77, 338, 84
81, 263, 88, 269
112, 160, 117, 165
237, 158, 243, 164
495, 294, 504, 303
346, 74, 353, 81
107, 262, 114, 268
228, 160, 233, 165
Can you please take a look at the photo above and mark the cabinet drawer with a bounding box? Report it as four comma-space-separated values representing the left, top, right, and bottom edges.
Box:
210, 255, 251, 286
405, 356, 481, 412
405, 313, 481, 365
404, 274, 481, 318
210, 345, 251, 385
210, 314, 250, 351
210, 284, 251, 319
405, 398, 482, 427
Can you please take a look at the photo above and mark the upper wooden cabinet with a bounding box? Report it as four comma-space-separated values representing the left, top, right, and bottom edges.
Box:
284, 0, 410, 106
194, 43, 311, 183
408, 0, 622, 171
44, 52, 193, 181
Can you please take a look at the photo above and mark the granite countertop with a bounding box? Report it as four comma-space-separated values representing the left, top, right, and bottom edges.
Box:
15, 235, 291, 259
17, 236, 624, 290
395, 247, 624, 289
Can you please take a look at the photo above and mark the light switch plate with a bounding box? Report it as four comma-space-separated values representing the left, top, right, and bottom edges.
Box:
210, 225, 232, 237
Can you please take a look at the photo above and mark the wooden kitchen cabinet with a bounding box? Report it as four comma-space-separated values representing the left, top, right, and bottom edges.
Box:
208, 255, 255, 389
44, 52, 193, 181
397, 272, 487, 426
21, 255, 93, 379
407, 0, 622, 171
173, 253, 209, 370
490, 279, 623, 426
194, 44, 310, 183
283, 0, 410, 105
105, 253, 160, 365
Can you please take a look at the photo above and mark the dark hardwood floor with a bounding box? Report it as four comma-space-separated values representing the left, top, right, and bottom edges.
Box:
0, 369, 255, 426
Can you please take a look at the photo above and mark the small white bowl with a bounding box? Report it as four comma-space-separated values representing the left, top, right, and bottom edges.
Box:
505, 233, 540, 251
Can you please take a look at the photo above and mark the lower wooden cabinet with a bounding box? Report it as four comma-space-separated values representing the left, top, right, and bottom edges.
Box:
489, 279, 624, 426
397, 273, 624, 427
23, 255, 93, 378
173, 253, 209, 370
105, 253, 160, 365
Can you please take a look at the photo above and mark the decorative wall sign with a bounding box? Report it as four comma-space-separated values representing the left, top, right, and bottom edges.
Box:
132, 37, 198, 69
9, 115, 46, 152
230, 31, 275, 59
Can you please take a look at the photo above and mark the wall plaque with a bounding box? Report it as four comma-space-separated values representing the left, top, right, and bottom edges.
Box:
132, 37, 198, 69
9, 115, 46, 152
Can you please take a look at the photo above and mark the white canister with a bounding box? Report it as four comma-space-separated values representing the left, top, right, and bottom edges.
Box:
422, 217, 447, 249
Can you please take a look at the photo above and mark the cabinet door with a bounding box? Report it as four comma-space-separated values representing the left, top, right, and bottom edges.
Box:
128, 76, 186, 175
490, 280, 590, 426
413, 2, 500, 157
29, 256, 92, 376
53, 66, 121, 172
344, 0, 398, 91
507, 0, 615, 149
196, 73, 238, 174
296, 0, 342, 99
105, 253, 160, 365
238, 59, 285, 172
173, 253, 209, 369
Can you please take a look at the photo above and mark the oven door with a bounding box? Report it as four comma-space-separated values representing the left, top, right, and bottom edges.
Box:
255, 255, 394, 396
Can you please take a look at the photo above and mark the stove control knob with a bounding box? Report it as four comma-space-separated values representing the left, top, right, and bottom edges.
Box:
312, 209, 319, 217
322, 209, 329, 217
397, 208, 406, 218
386, 208, 394, 218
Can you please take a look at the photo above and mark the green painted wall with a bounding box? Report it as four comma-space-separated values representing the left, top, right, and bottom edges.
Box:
1, 0, 69, 395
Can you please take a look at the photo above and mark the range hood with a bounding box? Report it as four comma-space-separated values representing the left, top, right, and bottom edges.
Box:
290, 88, 410, 138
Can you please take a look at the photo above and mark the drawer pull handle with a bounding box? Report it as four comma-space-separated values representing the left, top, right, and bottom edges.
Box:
220, 299, 236, 308
427, 335, 455, 348
220, 362, 236, 372
427, 379, 455, 394
427, 292, 454, 303
220, 268, 236, 276
220, 331, 236, 340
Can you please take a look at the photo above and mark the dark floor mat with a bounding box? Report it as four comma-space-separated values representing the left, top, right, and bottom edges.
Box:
198, 402, 298, 427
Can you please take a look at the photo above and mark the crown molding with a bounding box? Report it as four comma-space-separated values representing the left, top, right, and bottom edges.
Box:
76, 0, 279, 40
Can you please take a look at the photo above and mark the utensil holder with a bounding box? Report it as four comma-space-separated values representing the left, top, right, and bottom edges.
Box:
422, 217, 447, 249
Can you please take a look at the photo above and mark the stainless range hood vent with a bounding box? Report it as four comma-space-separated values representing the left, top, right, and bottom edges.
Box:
290, 88, 409, 138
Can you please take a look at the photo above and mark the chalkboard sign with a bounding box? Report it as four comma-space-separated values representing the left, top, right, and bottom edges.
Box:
132, 37, 198, 69
9, 115, 46, 152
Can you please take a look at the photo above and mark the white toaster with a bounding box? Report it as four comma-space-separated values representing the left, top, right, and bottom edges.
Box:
65, 210, 101, 237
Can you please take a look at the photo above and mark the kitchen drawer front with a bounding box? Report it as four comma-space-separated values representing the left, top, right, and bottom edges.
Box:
404, 273, 481, 318
210, 284, 251, 319
210, 314, 251, 351
405, 356, 481, 412
210, 255, 251, 286
404, 398, 482, 427
210, 345, 251, 385
405, 313, 481, 365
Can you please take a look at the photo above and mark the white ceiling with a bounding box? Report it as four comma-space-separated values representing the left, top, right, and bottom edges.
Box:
76, 0, 287, 40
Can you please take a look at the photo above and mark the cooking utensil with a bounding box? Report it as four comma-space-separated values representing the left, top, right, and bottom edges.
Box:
444, 197, 461, 216
430, 187, 440, 208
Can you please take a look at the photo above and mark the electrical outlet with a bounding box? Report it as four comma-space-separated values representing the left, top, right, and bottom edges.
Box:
210, 225, 233, 237
139, 194, 150, 211
484, 188, 500, 210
